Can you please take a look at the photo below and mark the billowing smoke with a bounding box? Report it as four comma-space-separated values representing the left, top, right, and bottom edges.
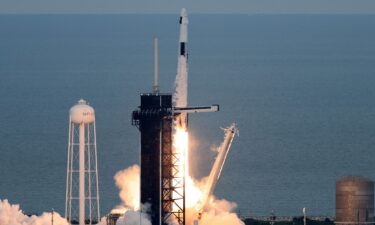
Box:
0, 199, 69, 225
114, 164, 140, 211
198, 207, 244, 225
183, 177, 244, 225
115, 209, 152, 225
195, 198, 244, 225
100, 164, 152, 225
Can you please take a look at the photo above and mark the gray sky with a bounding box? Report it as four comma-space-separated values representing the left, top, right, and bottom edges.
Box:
1, 0, 375, 14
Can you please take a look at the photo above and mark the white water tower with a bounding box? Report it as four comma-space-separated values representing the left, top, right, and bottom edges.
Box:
65, 99, 100, 225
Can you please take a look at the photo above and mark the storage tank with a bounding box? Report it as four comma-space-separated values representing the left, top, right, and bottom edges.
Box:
336, 176, 374, 225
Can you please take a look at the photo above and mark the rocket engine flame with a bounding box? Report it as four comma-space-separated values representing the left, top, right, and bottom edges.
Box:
173, 127, 204, 210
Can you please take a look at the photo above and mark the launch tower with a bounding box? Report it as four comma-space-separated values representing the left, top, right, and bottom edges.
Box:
132, 93, 173, 225
132, 9, 218, 225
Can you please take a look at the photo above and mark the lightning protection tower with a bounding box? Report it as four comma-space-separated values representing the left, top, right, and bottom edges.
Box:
65, 99, 100, 225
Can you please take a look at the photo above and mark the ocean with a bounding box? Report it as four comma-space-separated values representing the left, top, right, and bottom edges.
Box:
0, 14, 375, 217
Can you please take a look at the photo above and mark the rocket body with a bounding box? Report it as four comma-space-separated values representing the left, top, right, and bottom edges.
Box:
179, 8, 188, 57
174, 8, 189, 129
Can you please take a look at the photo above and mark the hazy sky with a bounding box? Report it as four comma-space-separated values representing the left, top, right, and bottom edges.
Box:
1, 0, 375, 14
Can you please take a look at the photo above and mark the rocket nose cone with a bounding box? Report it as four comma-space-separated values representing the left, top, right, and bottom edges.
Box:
180, 8, 188, 17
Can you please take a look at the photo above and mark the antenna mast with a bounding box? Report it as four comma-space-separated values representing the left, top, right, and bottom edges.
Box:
153, 37, 160, 94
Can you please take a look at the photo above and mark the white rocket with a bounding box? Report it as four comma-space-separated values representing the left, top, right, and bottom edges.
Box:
174, 8, 189, 129
197, 123, 238, 215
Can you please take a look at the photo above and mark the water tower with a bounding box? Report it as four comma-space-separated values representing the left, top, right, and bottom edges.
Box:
65, 99, 100, 225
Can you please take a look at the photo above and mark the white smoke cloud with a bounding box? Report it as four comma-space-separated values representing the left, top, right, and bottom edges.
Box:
199, 208, 244, 225
183, 196, 244, 225
116, 209, 152, 225
98, 208, 151, 225
114, 164, 140, 211
182, 183, 245, 225
0, 199, 69, 225
102, 164, 152, 225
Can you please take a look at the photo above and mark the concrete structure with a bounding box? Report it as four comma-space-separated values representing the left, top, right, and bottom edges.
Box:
336, 176, 374, 225
66, 99, 100, 225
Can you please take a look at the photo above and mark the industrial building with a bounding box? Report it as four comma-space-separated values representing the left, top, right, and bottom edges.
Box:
336, 176, 374, 225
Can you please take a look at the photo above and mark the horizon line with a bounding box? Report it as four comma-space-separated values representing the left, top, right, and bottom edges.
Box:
0, 12, 375, 15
